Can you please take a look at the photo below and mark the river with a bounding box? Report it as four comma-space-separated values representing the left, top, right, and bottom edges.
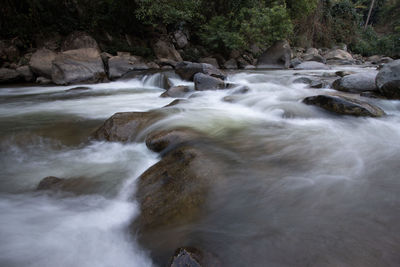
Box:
0, 67, 400, 266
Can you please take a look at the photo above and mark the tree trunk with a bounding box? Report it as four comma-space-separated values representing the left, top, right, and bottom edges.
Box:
364, 0, 376, 29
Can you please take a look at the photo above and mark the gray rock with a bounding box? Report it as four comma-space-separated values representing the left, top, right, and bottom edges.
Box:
294, 61, 329, 70
36, 76, 52, 85
174, 31, 188, 49
29, 48, 57, 78
175, 61, 225, 81
108, 55, 149, 80
51, 48, 106, 85
161, 86, 191, 98
303, 95, 385, 117
0, 68, 21, 83
223, 58, 238, 69
61, 32, 99, 51
303, 54, 326, 64
152, 38, 183, 62
335, 71, 355, 77
376, 59, 400, 99
199, 57, 219, 68
257, 40, 291, 69
324, 49, 353, 60
169, 247, 221, 267
16, 66, 34, 82
332, 72, 378, 93
290, 58, 302, 68
194, 73, 226, 91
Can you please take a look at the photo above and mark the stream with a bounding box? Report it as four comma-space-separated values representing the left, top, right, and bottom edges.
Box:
1, 67, 400, 266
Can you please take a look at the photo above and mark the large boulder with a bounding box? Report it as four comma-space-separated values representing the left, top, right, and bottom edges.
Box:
29, 48, 57, 78
256, 40, 291, 69
175, 61, 225, 81
145, 128, 203, 153
108, 55, 149, 80
375, 60, 400, 99
92, 111, 167, 142
294, 61, 329, 70
223, 58, 238, 69
51, 48, 106, 85
324, 49, 353, 61
16, 66, 34, 82
303, 95, 385, 117
61, 32, 99, 51
152, 38, 183, 62
173, 31, 189, 49
332, 72, 378, 93
194, 73, 226, 91
199, 58, 219, 69
0, 68, 21, 83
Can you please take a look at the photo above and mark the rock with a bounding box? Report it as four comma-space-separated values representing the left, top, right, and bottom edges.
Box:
51, 48, 106, 85
332, 73, 378, 93
61, 32, 99, 51
310, 80, 325, 89
293, 77, 313, 84
199, 58, 219, 69
223, 58, 238, 69
65, 86, 91, 93
326, 59, 356, 65
379, 57, 393, 64
290, 58, 302, 68
29, 48, 57, 78
152, 38, 183, 62
36, 76, 52, 85
16, 66, 34, 82
194, 73, 226, 91
294, 61, 329, 70
324, 49, 353, 60
146, 128, 203, 153
244, 65, 256, 69
303, 95, 385, 117
175, 61, 225, 81
0, 42, 19, 62
169, 247, 222, 267
147, 62, 160, 69
367, 55, 381, 64
303, 54, 326, 63
376, 59, 400, 99
256, 40, 291, 69
335, 71, 355, 77
249, 44, 262, 56
37, 176, 98, 195
92, 111, 167, 142
230, 85, 250, 94
161, 86, 192, 98
305, 48, 319, 56
163, 99, 190, 108
0, 68, 21, 83
134, 141, 226, 230
108, 55, 149, 80
174, 31, 188, 49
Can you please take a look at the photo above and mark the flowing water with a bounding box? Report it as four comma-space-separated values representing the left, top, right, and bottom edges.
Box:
0, 68, 400, 266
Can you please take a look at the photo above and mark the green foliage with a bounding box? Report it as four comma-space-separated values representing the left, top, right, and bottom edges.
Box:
200, 5, 293, 54
285, 0, 319, 20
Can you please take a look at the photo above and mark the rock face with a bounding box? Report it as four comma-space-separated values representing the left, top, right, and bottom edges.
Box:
376, 60, 400, 99
303, 95, 385, 117
51, 48, 106, 85
29, 48, 57, 78
152, 38, 183, 62
92, 111, 166, 142
108, 55, 149, 80
161, 86, 192, 98
324, 49, 353, 60
194, 73, 226, 91
332, 72, 378, 93
175, 61, 226, 81
61, 32, 99, 51
169, 247, 221, 267
257, 40, 291, 69
0, 68, 21, 83
294, 61, 329, 70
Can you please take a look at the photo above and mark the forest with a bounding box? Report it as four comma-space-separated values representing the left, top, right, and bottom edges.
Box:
1, 0, 399, 58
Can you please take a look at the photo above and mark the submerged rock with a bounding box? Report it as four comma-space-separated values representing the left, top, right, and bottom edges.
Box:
146, 128, 203, 153
376, 60, 400, 99
256, 40, 291, 69
169, 247, 222, 267
194, 73, 226, 91
294, 61, 329, 70
161, 86, 192, 98
92, 111, 167, 142
175, 61, 225, 81
332, 72, 378, 93
37, 176, 97, 195
303, 95, 385, 117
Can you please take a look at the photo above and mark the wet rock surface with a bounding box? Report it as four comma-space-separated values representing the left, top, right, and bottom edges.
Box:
303, 95, 385, 117
332, 72, 378, 93
376, 60, 400, 99
161, 86, 192, 98
194, 73, 226, 91
175, 61, 226, 81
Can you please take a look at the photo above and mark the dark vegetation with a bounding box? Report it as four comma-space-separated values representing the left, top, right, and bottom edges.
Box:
1, 0, 399, 58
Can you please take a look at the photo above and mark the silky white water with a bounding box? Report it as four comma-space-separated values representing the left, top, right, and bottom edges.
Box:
1, 67, 400, 266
